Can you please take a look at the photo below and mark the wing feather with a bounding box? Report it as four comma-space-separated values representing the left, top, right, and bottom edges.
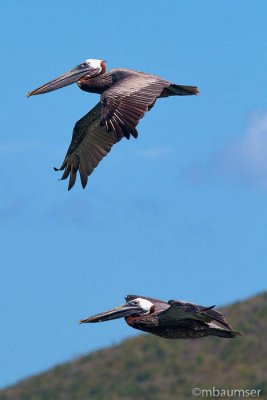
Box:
100, 72, 170, 139
159, 300, 232, 330
54, 71, 198, 189
54, 102, 119, 190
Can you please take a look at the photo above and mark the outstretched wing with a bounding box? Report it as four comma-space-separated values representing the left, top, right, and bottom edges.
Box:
159, 300, 232, 330
100, 70, 171, 140
55, 102, 120, 190
55, 71, 198, 190
55, 74, 171, 190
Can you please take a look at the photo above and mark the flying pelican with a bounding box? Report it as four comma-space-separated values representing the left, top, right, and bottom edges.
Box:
27, 59, 199, 190
80, 295, 242, 339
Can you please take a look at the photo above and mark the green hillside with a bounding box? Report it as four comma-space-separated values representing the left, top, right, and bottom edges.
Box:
1, 292, 266, 400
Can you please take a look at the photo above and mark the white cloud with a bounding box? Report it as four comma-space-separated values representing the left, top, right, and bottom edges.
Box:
138, 146, 170, 159
184, 112, 267, 190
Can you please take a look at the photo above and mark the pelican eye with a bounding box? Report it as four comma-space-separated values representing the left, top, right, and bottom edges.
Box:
129, 300, 139, 306
78, 62, 88, 69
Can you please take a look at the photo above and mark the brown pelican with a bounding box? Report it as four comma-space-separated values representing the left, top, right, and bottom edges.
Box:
27, 59, 199, 190
80, 295, 242, 339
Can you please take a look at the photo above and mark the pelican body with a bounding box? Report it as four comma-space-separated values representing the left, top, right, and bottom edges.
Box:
80, 295, 242, 339
28, 59, 199, 190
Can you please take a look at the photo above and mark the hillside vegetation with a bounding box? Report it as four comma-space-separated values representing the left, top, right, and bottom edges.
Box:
1, 292, 266, 400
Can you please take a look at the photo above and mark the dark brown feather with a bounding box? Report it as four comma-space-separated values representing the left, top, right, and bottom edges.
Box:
163, 300, 232, 330
54, 69, 199, 189
100, 72, 170, 140
54, 102, 119, 190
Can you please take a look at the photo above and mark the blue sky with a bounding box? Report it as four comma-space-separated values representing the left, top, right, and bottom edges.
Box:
1, 0, 267, 389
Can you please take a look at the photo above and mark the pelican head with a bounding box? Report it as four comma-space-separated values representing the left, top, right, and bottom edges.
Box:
27, 59, 106, 97
80, 297, 153, 324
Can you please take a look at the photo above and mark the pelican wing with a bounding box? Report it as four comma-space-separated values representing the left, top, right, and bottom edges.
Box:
159, 300, 232, 330
55, 102, 119, 190
100, 70, 171, 140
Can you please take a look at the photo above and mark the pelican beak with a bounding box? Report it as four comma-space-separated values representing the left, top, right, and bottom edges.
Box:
27, 62, 100, 97
80, 302, 142, 323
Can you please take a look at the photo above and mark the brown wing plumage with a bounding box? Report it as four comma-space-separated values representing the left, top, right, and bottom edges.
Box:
99, 71, 171, 140
54, 102, 119, 190
159, 300, 233, 330
55, 75, 170, 190
55, 71, 198, 190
